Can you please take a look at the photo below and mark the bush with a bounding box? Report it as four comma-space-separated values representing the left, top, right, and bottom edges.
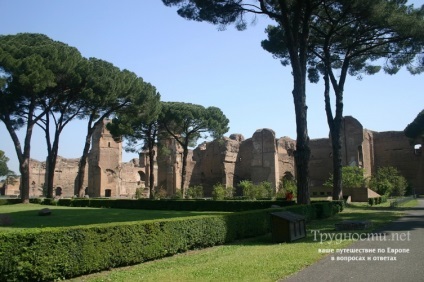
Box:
0, 201, 342, 281
239, 180, 273, 200
0, 209, 275, 281
369, 167, 407, 197
212, 183, 234, 200
278, 178, 297, 199
135, 188, 144, 199
186, 185, 204, 199
153, 187, 168, 199
324, 166, 366, 189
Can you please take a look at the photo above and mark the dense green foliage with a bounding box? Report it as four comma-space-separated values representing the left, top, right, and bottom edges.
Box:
0, 150, 13, 177
239, 180, 274, 200
404, 109, 424, 139
0, 201, 342, 281
324, 166, 366, 189
0, 33, 86, 201
368, 195, 388, 206
159, 102, 229, 195
211, 183, 234, 200
186, 185, 204, 199
369, 166, 408, 197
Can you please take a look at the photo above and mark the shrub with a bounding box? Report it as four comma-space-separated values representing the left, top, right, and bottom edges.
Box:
186, 185, 204, 199
324, 166, 366, 189
154, 187, 168, 199
239, 180, 272, 200
369, 166, 407, 197
212, 183, 234, 200
135, 188, 144, 199
278, 178, 297, 199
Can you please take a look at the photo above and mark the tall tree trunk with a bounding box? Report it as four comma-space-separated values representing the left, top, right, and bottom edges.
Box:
323, 62, 345, 201
277, 0, 313, 205
45, 131, 61, 198
1, 115, 31, 203
76, 127, 94, 197
148, 137, 155, 199
19, 158, 30, 203
292, 77, 311, 205
181, 146, 188, 197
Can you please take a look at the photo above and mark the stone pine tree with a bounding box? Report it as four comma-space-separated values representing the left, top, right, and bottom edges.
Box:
162, 0, 323, 204
405, 109, 424, 139
0, 33, 84, 203
159, 102, 229, 196
263, 0, 424, 200
35, 50, 86, 198
0, 150, 13, 178
75, 58, 149, 197
107, 87, 161, 199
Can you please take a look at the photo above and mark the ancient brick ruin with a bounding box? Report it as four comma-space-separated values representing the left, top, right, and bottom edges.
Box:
2, 116, 423, 198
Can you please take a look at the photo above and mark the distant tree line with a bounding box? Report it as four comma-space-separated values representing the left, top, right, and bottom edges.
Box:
0, 33, 229, 203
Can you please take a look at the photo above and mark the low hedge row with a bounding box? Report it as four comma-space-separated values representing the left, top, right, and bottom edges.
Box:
368, 196, 388, 206
0, 201, 342, 281
56, 198, 296, 212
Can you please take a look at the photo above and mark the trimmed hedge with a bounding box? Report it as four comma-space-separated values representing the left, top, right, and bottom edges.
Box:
0, 201, 342, 281
0, 198, 21, 205
368, 196, 387, 206
0, 210, 272, 281
56, 198, 296, 212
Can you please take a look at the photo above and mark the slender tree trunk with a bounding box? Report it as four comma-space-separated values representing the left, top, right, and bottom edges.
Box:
19, 158, 30, 203
46, 129, 62, 198
292, 77, 311, 205
76, 127, 94, 197
276, 0, 313, 205
181, 145, 189, 197
1, 116, 30, 203
323, 62, 345, 201
148, 142, 155, 199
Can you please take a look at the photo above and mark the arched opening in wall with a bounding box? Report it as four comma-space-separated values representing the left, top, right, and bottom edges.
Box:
279, 172, 295, 194
358, 145, 364, 167
84, 187, 88, 196
138, 171, 146, 187
55, 187, 62, 197
105, 189, 111, 197
414, 144, 422, 156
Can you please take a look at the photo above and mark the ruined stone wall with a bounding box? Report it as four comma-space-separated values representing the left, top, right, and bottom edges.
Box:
276, 137, 296, 183
251, 129, 279, 189
2, 157, 88, 198
341, 116, 365, 167
373, 131, 424, 194
362, 130, 374, 178
309, 138, 332, 194
88, 120, 122, 197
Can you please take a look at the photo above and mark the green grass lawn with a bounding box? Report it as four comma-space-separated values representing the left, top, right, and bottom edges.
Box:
65, 201, 416, 282
1, 200, 417, 282
0, 204, 227, 232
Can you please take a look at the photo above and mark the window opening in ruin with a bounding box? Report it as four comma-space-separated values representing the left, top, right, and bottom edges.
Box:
414, 144, 422, 156
108, 142, 111, 148
55, 187, 62, 196
105, 189, 111, 197
358, 145, 363, 167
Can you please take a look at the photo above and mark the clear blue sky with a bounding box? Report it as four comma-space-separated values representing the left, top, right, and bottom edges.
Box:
1, 0, 423, 175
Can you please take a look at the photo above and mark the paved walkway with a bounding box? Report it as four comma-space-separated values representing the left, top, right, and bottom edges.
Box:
283, 198, 424, 282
